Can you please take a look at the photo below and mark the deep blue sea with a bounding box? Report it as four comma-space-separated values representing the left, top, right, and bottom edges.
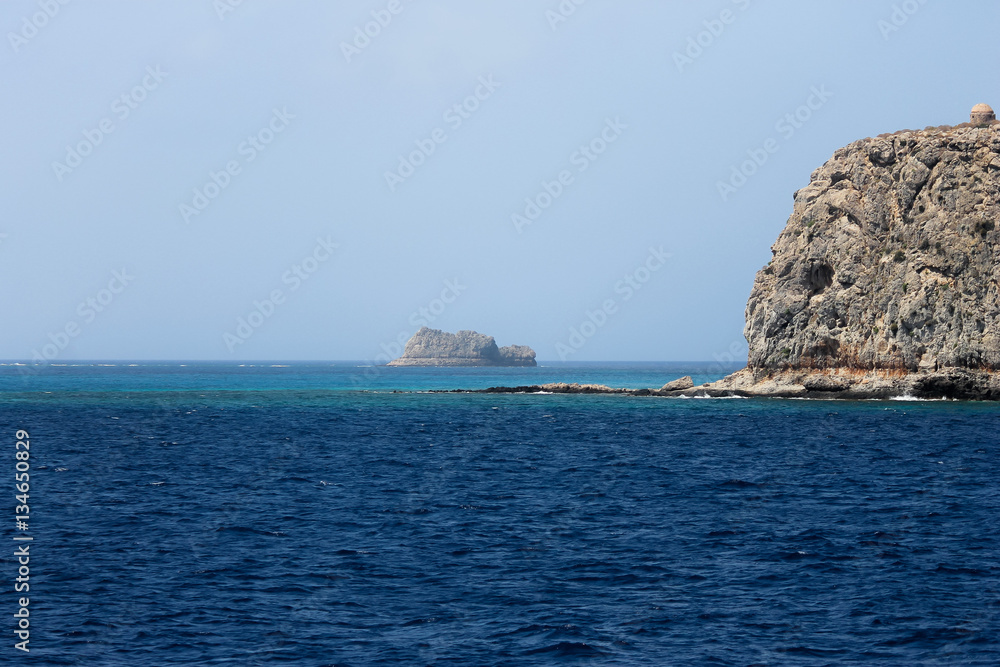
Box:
1, 362, 998, 665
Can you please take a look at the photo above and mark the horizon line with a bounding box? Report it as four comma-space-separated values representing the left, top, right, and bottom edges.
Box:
0, 359, 746, 365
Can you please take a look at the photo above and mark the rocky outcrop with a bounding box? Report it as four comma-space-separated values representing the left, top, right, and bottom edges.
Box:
387, 327, 537, 367
661, 376, 694, 391
498, 344, 536, 366
688, 366, 1000, 400
705, 118, 1000, 399
480, 382, 618, 394
456, 377, 693, 397
461, 368, 1000, 400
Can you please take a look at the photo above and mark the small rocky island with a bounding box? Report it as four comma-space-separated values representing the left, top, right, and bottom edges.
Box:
387, 327, 536, 367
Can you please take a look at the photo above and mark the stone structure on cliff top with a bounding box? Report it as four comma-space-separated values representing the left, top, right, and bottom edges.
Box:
387, 327, 537, 367
970, 103, 996, 125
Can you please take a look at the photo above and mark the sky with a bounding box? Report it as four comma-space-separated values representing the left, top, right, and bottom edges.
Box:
2, 0, 997, 362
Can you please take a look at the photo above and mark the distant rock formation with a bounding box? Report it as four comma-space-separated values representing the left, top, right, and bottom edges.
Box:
701, 110, 1000, 398
387, 327, 537, 367
496, 344, 537, 366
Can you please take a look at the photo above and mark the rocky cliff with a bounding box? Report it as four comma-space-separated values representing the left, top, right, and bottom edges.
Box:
707, 116, 1000, 399
387, 327, 537, 367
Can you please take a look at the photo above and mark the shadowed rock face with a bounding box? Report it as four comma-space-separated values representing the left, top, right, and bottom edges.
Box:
387, 327, 537, 367
498, 344, 537, 366
745, 122, 1000, 374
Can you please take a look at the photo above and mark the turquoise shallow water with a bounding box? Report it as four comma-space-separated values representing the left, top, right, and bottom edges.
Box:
1, 362, 998, 665
0, 360, 740, 394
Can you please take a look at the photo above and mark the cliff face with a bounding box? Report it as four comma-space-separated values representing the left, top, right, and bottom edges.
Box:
710, 121, 1000, 398
387, 328, 537, 367
748, 122, 1000, 372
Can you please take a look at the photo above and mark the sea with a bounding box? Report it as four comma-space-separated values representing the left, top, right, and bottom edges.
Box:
0, 361, 998, 666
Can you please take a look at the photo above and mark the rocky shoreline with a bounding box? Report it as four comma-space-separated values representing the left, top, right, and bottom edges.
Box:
686, 367, 1000, 400
441, 367, 1000, 400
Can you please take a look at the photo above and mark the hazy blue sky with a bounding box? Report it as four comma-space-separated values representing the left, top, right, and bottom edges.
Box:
2, 0, 996, 362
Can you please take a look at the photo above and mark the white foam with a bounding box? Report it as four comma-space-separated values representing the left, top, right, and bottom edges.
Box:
693, 394, 747, 400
